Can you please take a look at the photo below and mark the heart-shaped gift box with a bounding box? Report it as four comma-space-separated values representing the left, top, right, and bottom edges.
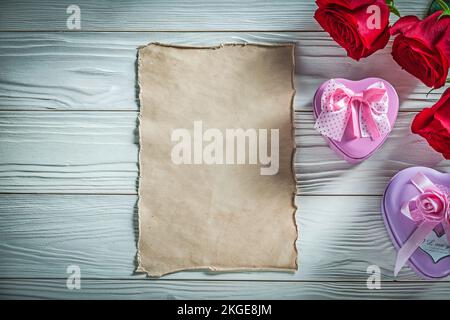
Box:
313, 78, 399, 163
382, 167, 450, 279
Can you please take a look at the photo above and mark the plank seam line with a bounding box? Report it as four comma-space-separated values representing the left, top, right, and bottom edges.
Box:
0, 278, 447, 283
0, 29, 324, 33
0, 109, 140, 113
0, 193, 384, 196
0, 110, 422, 113
0, 192, 138, 196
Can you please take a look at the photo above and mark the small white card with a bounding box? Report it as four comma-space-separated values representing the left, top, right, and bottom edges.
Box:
420, 231, 450, 263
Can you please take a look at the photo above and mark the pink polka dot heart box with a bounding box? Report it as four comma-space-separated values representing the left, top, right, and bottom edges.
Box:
313, 78, 399, 163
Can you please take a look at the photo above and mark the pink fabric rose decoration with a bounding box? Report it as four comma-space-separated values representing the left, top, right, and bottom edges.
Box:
410, 189, 448, 222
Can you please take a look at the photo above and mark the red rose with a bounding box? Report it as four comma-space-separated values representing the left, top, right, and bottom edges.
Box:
412, 88, 450, 159
391, 12, 450, 89
314, 0, 390, 60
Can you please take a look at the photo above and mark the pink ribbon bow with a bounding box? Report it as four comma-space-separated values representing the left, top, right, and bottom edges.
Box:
394, 173, 450, 276
314, 80, 391, 142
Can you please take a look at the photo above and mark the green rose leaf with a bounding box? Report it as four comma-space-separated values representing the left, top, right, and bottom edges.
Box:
429, 0, 450, 18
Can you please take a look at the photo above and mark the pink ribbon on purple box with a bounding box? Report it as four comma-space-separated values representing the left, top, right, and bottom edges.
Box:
314, 79, 391, 142
394, 172, 450, 276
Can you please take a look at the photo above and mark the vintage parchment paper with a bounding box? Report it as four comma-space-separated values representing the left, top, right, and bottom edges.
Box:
137, 43, 297, 277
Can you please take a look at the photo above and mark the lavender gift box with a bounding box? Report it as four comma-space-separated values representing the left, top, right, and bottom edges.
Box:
383, 167, 450, 279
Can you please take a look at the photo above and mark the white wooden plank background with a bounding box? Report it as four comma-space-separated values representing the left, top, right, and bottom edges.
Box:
1, 32, 445, 111
0, 111, 446, 195
1, 0, 449, 299
0, 194, 423, 281
0, 0, 429, 31
2, 280, 450, 300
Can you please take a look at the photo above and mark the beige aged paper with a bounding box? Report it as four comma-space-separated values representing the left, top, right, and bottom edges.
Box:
137, 43, 297, 277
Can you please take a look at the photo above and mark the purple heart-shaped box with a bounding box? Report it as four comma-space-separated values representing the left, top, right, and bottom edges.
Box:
382, 167, 450, 279
313, 78, 399, 163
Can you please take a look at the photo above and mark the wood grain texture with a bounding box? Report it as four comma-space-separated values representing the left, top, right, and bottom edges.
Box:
0, 111, 138, 193
2, 279, 450, 300
0, 32, 445, 111
0, 194, 430, 281
1, 111, 447, 195
0, 0, 429, 31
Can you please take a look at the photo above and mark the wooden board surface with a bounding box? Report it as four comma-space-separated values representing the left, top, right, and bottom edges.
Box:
1, 32, 445, 111
2, 279, 450, 300
0, 0, 429, 31
0, 194, 426, 281
0, 111, 446, 195
1, 0, 449, 299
